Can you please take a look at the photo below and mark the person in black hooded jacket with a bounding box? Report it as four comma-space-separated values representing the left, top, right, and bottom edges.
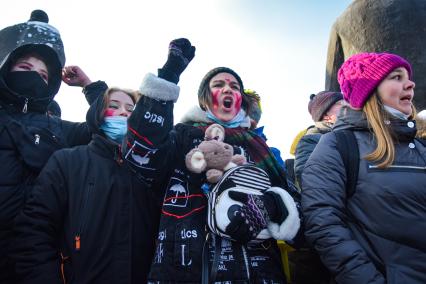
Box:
123, 38, 301, 283
0, 10, 99, 282
13, 86, 161, 284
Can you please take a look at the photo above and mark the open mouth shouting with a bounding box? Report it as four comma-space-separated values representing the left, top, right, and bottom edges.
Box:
222, 95, 235, 110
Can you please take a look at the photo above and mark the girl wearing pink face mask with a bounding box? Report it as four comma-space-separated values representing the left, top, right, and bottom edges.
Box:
124, 38, 301, 283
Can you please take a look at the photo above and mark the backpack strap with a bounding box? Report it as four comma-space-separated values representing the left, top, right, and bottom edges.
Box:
284, 158, 296, 184
201, 232, 221, 284
334, 130, 359, 199
416, 138, 426, 147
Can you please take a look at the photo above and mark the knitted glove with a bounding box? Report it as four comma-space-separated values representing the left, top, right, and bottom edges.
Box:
225, 190, 288, 243
158, 38, 196, 84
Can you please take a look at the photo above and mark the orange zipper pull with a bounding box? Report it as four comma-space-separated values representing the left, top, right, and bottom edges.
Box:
75, 235, 81, 251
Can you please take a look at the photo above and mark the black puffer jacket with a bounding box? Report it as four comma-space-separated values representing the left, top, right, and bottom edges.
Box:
13, 91, 161, 284
302, 107, 426, 284
0, 65, 102, 284
123, 74, 301, 283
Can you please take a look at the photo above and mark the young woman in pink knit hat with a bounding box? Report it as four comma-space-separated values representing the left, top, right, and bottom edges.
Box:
301, 52, 426, 283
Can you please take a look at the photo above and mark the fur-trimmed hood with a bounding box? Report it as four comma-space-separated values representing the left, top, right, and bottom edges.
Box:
416, 117, 426, 139
180, 105, 210, 124
179, 104, 251, 129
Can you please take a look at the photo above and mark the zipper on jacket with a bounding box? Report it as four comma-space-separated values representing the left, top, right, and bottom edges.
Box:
22, 98, 28, 113
368, 164, 426, 172
74, 235, 80, 251
75, 182, 94, 251
241, 245, 250, 280
115, 146, 123, 164
60, 252, 69, 284
34, 134, 40, 145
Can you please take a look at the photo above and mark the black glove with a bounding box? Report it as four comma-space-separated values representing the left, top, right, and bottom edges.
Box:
158, 38, 196, 84
225, 190, 288, 243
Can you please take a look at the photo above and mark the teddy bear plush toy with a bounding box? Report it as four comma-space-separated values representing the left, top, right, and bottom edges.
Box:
185, 124, 246, 183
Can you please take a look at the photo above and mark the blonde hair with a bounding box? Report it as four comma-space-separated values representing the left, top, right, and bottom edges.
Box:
100, 87, 141, 120
363, 94, 416, 168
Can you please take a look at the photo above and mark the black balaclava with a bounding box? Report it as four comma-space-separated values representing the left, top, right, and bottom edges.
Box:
0, 10, 65, 113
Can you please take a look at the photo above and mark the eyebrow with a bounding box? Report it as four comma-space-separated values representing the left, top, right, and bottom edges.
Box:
40, 70, 48, 77
391, 68, 404, 73
211, 79, 224, 84
211, 79, 239, 85
15, 61, 33, 69
110, 99, 134, 106
17, 60, 48, 75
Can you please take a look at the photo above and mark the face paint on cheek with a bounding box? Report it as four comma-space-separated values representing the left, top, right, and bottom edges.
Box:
228, 92, 243, 115
104, 108, 115, 117
211, 90, 221, 110
234, 92, 243, 112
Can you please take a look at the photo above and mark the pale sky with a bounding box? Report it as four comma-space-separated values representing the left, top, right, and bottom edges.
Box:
2, 0, 352, 158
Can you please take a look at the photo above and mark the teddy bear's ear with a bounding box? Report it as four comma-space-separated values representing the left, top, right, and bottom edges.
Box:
185, 149, 207, 173
205, 123, 225, 142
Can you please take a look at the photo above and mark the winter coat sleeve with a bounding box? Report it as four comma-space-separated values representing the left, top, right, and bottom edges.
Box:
301, 132, 385, 284
60, 120, 91, 146
123, 73, 179, 187
60, 81, 108, 147
294, 133, 320, 188
13, 152, 68, 284
83, 80, 108, 105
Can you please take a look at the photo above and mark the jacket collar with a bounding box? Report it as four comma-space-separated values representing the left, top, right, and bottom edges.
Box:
89, 134, 123, 163
333, 106, 417, 142
180, 105, 210, 124
306, 121, 333, 135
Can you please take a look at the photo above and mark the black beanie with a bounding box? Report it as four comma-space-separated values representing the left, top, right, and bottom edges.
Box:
308, 91, 343, 122
0, 10, 65, 71
197, 67, 244, 110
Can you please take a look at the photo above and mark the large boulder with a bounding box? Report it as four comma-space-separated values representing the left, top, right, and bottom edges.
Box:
325, 0, 426, 110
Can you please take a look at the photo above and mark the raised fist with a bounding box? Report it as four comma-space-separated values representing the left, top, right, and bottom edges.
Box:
158, 38, 196, 84
62, 65, 92, 88
168, 38, 196, 65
